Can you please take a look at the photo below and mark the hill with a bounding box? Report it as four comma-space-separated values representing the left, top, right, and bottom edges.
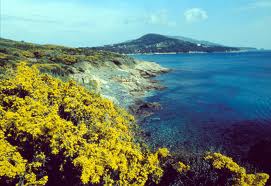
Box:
90, 33, 239, 54
167, 35, 223, 47
0, 37, 169, 109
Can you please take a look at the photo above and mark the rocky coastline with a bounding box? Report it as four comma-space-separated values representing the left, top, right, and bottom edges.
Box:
0, 37, 170, 121
70, 59, 170, 119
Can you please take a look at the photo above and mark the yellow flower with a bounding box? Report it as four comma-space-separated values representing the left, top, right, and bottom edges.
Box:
177, 162, 190, 173
0, 62, 167, 185
205, 153, 269, 186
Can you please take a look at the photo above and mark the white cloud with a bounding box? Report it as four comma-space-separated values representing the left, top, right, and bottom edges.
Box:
184, 8, 208, 23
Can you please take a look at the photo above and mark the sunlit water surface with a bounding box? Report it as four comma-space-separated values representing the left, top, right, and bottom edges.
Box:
133, 52, 271, 157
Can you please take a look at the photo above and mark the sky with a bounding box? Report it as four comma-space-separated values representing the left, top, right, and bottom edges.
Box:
1, 0, 271, 49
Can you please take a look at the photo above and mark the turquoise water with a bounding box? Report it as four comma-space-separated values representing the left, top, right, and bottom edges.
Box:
133, 52, 271, 157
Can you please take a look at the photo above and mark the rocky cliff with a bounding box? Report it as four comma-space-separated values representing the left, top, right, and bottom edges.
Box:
0, 38, 169, 112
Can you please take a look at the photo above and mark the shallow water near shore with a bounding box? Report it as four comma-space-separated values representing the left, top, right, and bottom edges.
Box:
133, 52, 271, 159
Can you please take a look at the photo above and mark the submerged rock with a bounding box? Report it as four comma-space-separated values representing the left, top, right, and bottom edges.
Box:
129, 100, 162, 120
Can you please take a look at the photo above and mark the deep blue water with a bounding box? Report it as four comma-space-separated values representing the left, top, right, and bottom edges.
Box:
133, 52, 271, 156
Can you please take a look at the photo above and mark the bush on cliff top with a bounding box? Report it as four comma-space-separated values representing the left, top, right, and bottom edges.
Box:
0, 62, 168, 185
0, 63, 269, 186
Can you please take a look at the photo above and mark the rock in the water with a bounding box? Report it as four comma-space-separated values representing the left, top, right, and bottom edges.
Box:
129, 101, 162, 119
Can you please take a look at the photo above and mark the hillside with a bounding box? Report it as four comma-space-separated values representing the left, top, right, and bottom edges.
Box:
0, 38, 169, 109
90, 33, 239, 54
167, 35, 223, 47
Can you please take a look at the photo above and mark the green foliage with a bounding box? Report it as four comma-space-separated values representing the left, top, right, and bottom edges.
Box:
50, 54, 78, 64
0, 37, 135, 79
20, 51, 35, 58
87, 79, 101, 93
0, 52, 9, 60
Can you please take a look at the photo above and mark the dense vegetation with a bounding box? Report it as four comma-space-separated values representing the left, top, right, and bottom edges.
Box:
0, 63, 172, 185
90, 34, 239, 54
0, 38, 269, 185
0, 38, 135, 79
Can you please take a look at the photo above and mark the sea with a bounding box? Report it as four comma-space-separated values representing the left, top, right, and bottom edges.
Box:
133, 51, 271, 159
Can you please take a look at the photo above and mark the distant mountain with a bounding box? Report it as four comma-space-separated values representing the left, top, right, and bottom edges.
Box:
90, 33, 240, 54
167, 35, 223, 47
237, 47, 258, 51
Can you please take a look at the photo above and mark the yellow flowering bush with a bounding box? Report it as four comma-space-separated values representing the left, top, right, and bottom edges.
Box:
205, 153, 269, 186
0, 131, 48, 185
176, 162, 190, 173
0, 62, 168, 185
51, 54, 78, 64
0, 131, 26, 179
21, 51, 35, 58
0, 52, 9, 60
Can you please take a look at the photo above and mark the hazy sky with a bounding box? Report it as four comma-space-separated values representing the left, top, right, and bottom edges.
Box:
1, 0, 271, 48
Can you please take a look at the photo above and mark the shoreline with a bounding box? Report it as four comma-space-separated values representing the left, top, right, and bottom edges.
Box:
70, 59, 170, 118
0, 37, 170, 122
125, 50, 262, 55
